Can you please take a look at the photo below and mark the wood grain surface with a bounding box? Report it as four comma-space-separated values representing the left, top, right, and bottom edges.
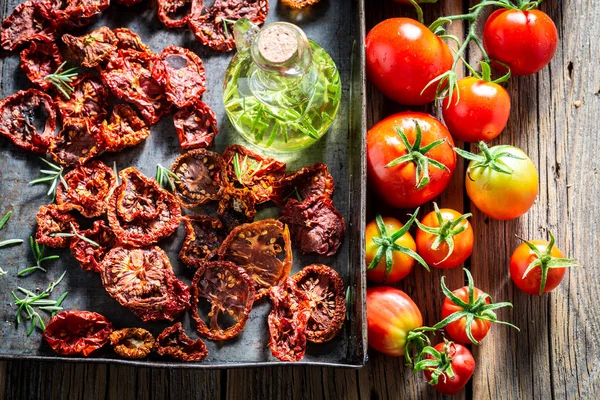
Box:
1, 0, 598, 399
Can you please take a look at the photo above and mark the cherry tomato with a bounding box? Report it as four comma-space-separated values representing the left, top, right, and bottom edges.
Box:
366, 18, 453, 105
367, 112, 456, 208
442, 77, 511, 142
423, 342, 475, 395
366, 287, 423, 357
441, 286, 491, 344
483, 9, 558, 76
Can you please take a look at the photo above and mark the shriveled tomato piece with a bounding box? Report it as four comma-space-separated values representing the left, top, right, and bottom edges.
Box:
0, 89, 57, 153
101, 105, 150, 152
35, 203, 79, 248
173, 100, 218, 150
153, 46, 206, 108
279, 194, 345, 256
44, 310, 112, 356
156, 322, 208, 361
70, 220, 116, 273
40, 0, 109, 29
62, 27, 117, 68
49, 119, 105, 166
56, 74, 108, 122
292, 264, 346, 343
218, 219, 292, 300
158, 0, 202, 28
191, 261, 255, 340
268, 278, 311, 362
171, 149, 223, 208
179, 215, 225, 268
273, 163, 334, 206
20, 42, 63, 91
113, 28, 151, 53
117, 167, 163, 222
217, 186, 257, 231
1, 0, 56, 51
110, 328, 155, 359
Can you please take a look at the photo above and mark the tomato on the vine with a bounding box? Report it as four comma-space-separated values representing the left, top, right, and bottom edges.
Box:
417, 341, 475, 395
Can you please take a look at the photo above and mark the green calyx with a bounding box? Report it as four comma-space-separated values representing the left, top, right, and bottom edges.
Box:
412, 340, 456, 386
454, 141, 525, 176
433, 268, 519, 345
520, 232, 581, 296
404, 326, 437, 367
367, 209, 430, 282
385, 122, 449, 190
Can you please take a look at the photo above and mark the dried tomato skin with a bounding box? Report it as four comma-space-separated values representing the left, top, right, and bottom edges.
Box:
49, 118, 105, 167
20, 42, 64, 91
70, 220, 116, 273
292, 264, 346, 343
1, 0, 56, 51
173, 100, 218, 150
43, 310, 112, 356
110, 328, 155, 359
0, 89, 57, 154
35, 203, 79, 248
217, 186, 257, 232
179, 215, 225, 267
156, 322, 208, 361
153, 46, 206, 108
62, 27, 117, 68
272, 163, 335, 206
268, 278, 311, 362
113, 28, 151, 53
40, 0, 110, 29
171, 149, 223, 208
101, 104, 150, 152
279, 195, 346, 256
158, 0, 202, 28
191, 261, 256, 340
56, 74, 108, 122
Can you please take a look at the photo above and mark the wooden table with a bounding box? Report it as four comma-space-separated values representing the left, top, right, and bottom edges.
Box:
1, 0, 598, 398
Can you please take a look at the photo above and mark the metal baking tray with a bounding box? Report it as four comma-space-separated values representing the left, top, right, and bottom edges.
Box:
0, 0, 367, 368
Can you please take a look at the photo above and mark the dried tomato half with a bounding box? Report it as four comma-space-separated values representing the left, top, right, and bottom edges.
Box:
158, 0, 201, 28
1, 0, 56, 51
156, 322, 208, 362
70, 220, 116, 273
221, 144, 286, 204
43, 310, 112, 356
218, 219, 292, 299
292, 264, 346, 343
217, 186, 256, 231
35, 203, 79, 248
62, 27, 117, 68
41, 0, 110, 29
279, 195, 346, 257
110, 328, 155, 359
171, 149, 223, 208
272, 163, 334, 206
0, 89, 57, 153
268, 278, 311, 362
173, 100, 218, 150
101, 104, 150, 152
191, 261, 255, 340
101, 246, 191, 322
56, 74, 108, 122
20, 42, 64, 91
49, 119, 105, 167
113, 28, 151, 53
188, 0, 269, 52
179, 215, 225, 267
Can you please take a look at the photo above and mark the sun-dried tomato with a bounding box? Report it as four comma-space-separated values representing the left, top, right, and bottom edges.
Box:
272, 163, 334, 206
101, 104, 150, 152
281, 0, 320, 9
0, 89, 57, 153
279, 195, 345, 256
268, 278, 311, 362
179, 216, 225, 267
70, 220, 116, 273
40, 0, 109, 29
218, 219, 292, 299
110, 328, 155, 359
156, 322, 208, 361
173, 100, 218, 150
35, 203, 79, 248
158, 0, 202, 28
101, 246, 191, 322
292, 264, 346, 343
107, 167, 182, 247
56, 74, 108, 121
1, 0, 56, 51
188, 0, 269, 52
171, 149, 223, 208
49, 118, 105, 167
113, 28, 151, 53
217, 186, 256, 231
221, 144, 286, 204
20, 42, 63, 91
190, 261, 255, 340
43, 310, 112, 356
62, 27, 117, 68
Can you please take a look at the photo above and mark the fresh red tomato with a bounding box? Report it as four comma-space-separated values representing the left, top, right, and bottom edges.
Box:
366, 287, 423, 357
366, 18, 453, 105
442, 77, 511, 142
422, 342, 475, 395
483, 9, 558, 76
367, 112, 456, 208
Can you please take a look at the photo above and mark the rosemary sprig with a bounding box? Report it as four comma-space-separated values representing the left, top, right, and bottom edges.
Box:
156, 164, 180, 191
232, 153, 262, 185
44, 62, 78, 99
18, 236, 59, 277
222, 18, 237, 39
0, 211, 24, 249
29, 158, 68, 201
51, 222, 100, 247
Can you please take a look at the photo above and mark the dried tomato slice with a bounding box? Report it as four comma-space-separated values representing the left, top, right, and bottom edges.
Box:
218, 219, 292, 299
20, 42, 64, 91
35, 203, 79, 248
281, 0, 320, 9
62, 27, 117, 68
171, 149, 223, 208
113, 28, 151, 53
0, 89, 57, 153
56, 74, 108, 122
1, 0, 56, 51
101, 104, 150, 152
110, 328, 155, 359
292, 264, 346, 343
70, 220, 116, 273
41, 0, 109, 29
272, 163, 334, 206
279, 195, 346, 256
49, 118, 105, 167
179, 215, 225, 267
268, 278, 311, 362
221, 144, 286, 204
101, 246, 191, 322
217, 186, 256, 231
158, 0, 202, 28
43, 310, 112, 356
173, 100, 218, 150
116, 167, 163, 222
188, 0, 269, 52
156, 322, 208, 362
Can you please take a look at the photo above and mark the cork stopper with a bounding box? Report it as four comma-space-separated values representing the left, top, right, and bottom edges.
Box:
257, 24, 299, 64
